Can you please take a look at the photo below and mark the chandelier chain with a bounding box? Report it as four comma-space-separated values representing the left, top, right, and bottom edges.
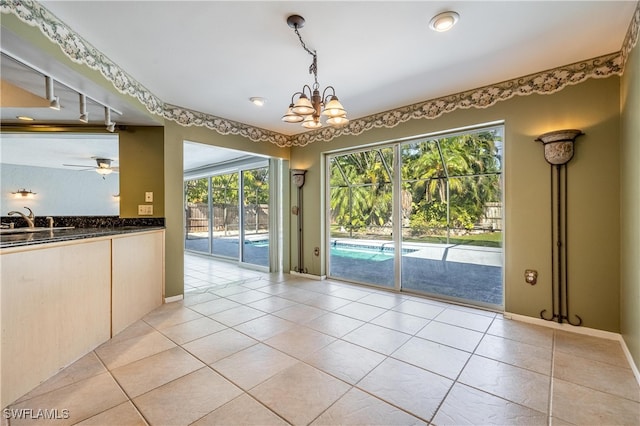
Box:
294, 25, 318, 85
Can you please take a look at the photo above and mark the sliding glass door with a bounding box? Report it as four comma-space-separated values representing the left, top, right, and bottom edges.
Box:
211, 173, 239, 258
185, 177, 210, 254
400, 132, 503, 306
327, 126, 504, 308
241, 167, 270, 267
185, 163, 270, 269
328, 148, 395, 288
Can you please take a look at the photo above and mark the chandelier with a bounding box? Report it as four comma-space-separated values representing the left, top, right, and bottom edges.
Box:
281, 15, 349, 129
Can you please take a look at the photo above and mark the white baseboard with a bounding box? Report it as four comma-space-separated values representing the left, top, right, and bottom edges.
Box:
164, 294, 184, 303
289, 270, 327, 281
504, 312, 640, 386
620, 336, 640, 386
503, 312, 620, 340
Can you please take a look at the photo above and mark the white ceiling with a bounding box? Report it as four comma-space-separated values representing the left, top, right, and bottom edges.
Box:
1, 1, 636, 136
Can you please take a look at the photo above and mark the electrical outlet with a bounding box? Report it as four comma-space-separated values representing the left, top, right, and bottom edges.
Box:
138, 205, 153, 215
145, 192, 153, 202
314, 247, 320, 256
525, 269, 538, 285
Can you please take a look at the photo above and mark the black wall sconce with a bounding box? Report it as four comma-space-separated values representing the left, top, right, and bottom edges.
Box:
536, 129, 584, 326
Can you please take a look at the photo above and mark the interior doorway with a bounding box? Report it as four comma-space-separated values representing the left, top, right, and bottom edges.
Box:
183, 141, 285, 272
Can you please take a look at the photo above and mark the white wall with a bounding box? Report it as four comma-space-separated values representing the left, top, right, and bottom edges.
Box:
1, 164, 119, 216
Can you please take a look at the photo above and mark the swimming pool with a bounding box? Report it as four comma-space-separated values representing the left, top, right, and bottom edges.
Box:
330, 243, 416, 262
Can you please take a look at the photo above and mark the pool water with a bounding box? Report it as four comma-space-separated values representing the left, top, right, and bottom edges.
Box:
330, 245, 395, 262
248, 241, 269, 248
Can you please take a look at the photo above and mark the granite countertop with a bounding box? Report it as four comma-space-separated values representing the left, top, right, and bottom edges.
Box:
0, 226, 164, 249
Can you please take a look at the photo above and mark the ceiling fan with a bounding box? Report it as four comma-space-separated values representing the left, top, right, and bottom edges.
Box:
63, 157, 119, 176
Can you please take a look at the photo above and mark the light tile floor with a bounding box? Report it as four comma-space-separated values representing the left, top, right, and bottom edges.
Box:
6, 253, 639, 425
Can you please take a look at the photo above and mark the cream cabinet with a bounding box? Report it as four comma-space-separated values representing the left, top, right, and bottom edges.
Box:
0, 229, 164, 408
111, 230, 164, 335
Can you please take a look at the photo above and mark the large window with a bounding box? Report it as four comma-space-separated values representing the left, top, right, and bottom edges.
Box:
327, 125, 503, 308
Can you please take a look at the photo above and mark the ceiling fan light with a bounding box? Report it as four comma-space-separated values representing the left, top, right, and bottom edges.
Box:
95, 168, 113, 175
106, 122, 116, 132
327, 115, 349, 127
292, 94, 314, 115
322, 96, 346, 117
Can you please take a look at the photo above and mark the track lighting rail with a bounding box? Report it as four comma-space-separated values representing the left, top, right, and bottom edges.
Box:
2, 50, 122, 130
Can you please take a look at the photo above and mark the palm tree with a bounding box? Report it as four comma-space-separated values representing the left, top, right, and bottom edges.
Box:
403, 130, 502, 234
329, 148, 393, 236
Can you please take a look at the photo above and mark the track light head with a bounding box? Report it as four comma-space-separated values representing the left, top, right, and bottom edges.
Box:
49, 96, 61, 110
45, 76, 60, 110
79, 94, 88, 122
104, 107, 116, 132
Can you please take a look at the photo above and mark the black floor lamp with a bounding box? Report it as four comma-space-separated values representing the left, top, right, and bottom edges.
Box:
536, 129, 584, 326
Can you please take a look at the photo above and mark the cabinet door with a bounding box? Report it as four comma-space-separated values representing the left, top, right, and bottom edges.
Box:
1, 240, 111, 407
111, 231, 164, 335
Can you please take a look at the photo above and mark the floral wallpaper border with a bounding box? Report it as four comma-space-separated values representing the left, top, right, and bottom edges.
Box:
0, 0, 165, 116
2, 0, 639, 148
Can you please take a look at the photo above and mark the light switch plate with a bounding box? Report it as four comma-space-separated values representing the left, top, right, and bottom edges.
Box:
145, 192, 153, 202
138, 205, 153, 215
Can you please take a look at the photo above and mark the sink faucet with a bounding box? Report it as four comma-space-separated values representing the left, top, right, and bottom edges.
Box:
8, 207, 35, 228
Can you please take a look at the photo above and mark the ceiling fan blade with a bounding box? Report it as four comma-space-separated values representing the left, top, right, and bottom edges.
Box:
63, 163, 95, 168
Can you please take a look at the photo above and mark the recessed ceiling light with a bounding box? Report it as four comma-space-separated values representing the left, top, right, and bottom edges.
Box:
250, 97, 266, 107
429, 11, 459, 32
16, 115, 34, 121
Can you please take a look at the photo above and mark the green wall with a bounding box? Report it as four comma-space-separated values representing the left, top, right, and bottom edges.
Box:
119, 127, 165, 218
290, 77, 622, 332
162, 122, 290, 298
620, 40, 640, 370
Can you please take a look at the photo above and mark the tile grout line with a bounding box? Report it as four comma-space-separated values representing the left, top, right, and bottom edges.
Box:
547, 330, 557, 426
427, 313, 499, 424
91, 349, 152, 426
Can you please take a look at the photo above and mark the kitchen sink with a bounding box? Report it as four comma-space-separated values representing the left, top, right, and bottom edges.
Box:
0, 227, 75, 235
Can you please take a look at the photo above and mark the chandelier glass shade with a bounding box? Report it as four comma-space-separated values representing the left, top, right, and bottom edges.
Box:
282, 15, 349, 129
